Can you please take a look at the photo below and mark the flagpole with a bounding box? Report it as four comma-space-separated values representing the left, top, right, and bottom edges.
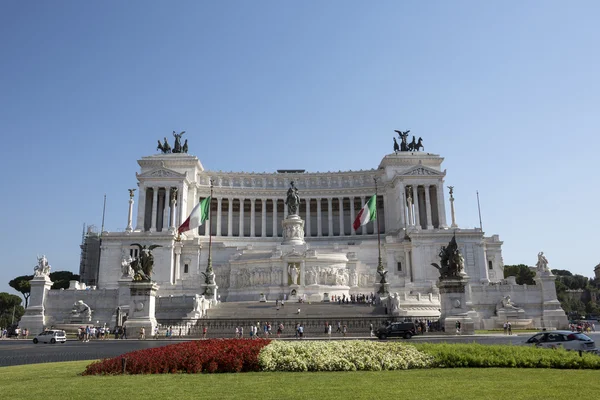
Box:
207, 179, 214, 276
374, 177, 383, 272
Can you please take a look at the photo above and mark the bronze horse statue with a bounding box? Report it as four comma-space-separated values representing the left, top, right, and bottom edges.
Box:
408, 136, 424, 152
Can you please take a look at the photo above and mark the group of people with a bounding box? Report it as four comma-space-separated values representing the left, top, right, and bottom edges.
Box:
569, 321, 596, 333
77, 325, 111, 341
331, 293, 376, 305
0, 327, 29, 339
502, 321, 513, 335
235, 322, 286, 339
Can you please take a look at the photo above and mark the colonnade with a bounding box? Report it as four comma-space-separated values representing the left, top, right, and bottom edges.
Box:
401, 183, 446, 230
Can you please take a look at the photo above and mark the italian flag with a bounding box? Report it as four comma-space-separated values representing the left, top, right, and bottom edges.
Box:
353, 194, 377, 231
178, 197, 211, 234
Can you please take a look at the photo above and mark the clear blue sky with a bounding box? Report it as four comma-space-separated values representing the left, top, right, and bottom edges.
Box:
1, 1, 599, 298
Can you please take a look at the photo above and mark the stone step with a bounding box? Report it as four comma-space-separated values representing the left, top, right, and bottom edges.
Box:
206, 301, 385, 319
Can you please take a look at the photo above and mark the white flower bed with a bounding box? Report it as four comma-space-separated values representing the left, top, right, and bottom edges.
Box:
258, 340, 434, 372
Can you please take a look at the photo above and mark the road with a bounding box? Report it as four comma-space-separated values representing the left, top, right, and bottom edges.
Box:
1, 332, 598, 367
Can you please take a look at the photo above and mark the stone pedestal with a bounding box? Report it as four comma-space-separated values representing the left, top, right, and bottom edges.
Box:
536, 274, 569, 329
282, 215, 305, 245
201, 283, 219, 305
20, 275, 53, 334
438, 277, 475, 334
124, 281, 159, 337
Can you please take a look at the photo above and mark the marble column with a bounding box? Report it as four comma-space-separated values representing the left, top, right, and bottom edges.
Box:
424, 184, 433, 230
350, 196, 356, 236
150, 187, 158, 232
135, 185, 145, 231
338, 197, 344, 236
261, 199, 267, 237
272, 198, 278, 237
361, 196, 367, 235
250, 198, 256, 237
437, 182, 448, 228
327, 198, 333, 236
162, 190, 169, 232
228, 198, 233, 237
407, 188, 414, 226
412, 185, 421, 229
305, 198, 311, 237
404, 249, 412, 282
169, 190, 176, 232
174, 242, 182, 282
216, 197, 222, 236
397, 184, 406, 228
317, 198, 322, 237
126, 190, 135, 232
239, 198, 245, 237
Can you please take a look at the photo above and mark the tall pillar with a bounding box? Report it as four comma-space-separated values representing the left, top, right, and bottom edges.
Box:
424, 184, 433, 230
174, 242, 182, 283
397, 184, 406, 229
261, 199, 267, 237
407, 188, 414, 226
412, 185, 421, 229
162, 189, 169, 232
216, 197, 222, 236
338, 197, 344, 236
169, 188, 177, 232
250, 198, 256, 237
437, 182, 448, 228
126, 189, 135, 232
317, 198, 322, 237
150, 186, 158, 232
405, 249, 413, 282
239, 198, 245, 237
361, 196, 367, 235
327, 198, 333, 236
305, 198, 311, 237
135, 185, 145, 231
272, 198, 278, 237
228, 198, 233, 237
350, 196, 355, 236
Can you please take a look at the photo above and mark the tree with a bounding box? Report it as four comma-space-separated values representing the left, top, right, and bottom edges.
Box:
9, 275, 32, 308
503, 264, 536, 285
49, 271, 80, 290
0, 292, 25, 328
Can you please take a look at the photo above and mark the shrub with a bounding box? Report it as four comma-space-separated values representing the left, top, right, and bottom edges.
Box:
258, 340, 434, 372
413, 343, 600, 369
82, 339, 270, 375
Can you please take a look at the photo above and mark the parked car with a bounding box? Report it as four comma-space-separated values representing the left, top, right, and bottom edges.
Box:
377, 322, 418, 340
525, 330, 597, 353
32, 330, 67, 344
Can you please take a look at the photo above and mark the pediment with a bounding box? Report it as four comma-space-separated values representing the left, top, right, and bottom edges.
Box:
137, 168, 186, 179
401, 165, 444, 177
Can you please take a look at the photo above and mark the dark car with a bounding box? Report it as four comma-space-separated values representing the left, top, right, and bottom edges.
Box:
377, 322, 418, 340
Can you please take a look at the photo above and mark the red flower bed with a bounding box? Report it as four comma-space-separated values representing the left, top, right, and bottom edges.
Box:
82, 339, 271, 375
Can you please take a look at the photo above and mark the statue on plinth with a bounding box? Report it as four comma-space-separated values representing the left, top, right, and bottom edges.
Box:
130, 244, 161, 281
288, 264, 299, 285
34, 255, 51, 278
121, 255, 134, 278
536, 252, 550, 274
431, 234, 465, 280
285, 181, 300, 216
394, 130, 410, 151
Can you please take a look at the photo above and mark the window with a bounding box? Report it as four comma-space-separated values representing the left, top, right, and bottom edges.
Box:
397, 262, 402, 272
488, 260, 493, 270
184, 264, 189, 274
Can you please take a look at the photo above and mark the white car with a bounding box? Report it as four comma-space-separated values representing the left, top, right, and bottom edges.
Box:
525, 330, 597, 353
32, 330, 67, 344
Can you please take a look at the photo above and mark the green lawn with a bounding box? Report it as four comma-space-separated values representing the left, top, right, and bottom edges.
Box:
2, 360, 599, 400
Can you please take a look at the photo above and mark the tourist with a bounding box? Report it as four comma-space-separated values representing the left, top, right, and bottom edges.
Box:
140, 327, 146, 340
235, 326, 239, 338
277, 323, 283, 338
343, 325, 347, 337
297, 307, 301, 314
295, 323, 300, 339
202, 325, 207, 339
503, 322, 508, 335
507, 322, 512, 336
370, 323, 374, 338
298, 324, 304, 339
239, 326, 243, 338
327, 324, 332, 338
455, 321, 461, 335
336, 321, 341, 334
154, 326, 159, 339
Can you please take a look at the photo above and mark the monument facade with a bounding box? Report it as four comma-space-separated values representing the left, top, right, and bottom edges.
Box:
26, 132, 567, 330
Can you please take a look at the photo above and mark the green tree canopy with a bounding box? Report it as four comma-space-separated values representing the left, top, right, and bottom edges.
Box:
8, 275, 32, 308
503, 264, 536, 285
551, 269, 573, 276
0, 292, 25, 328
49, 271, 80, 290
